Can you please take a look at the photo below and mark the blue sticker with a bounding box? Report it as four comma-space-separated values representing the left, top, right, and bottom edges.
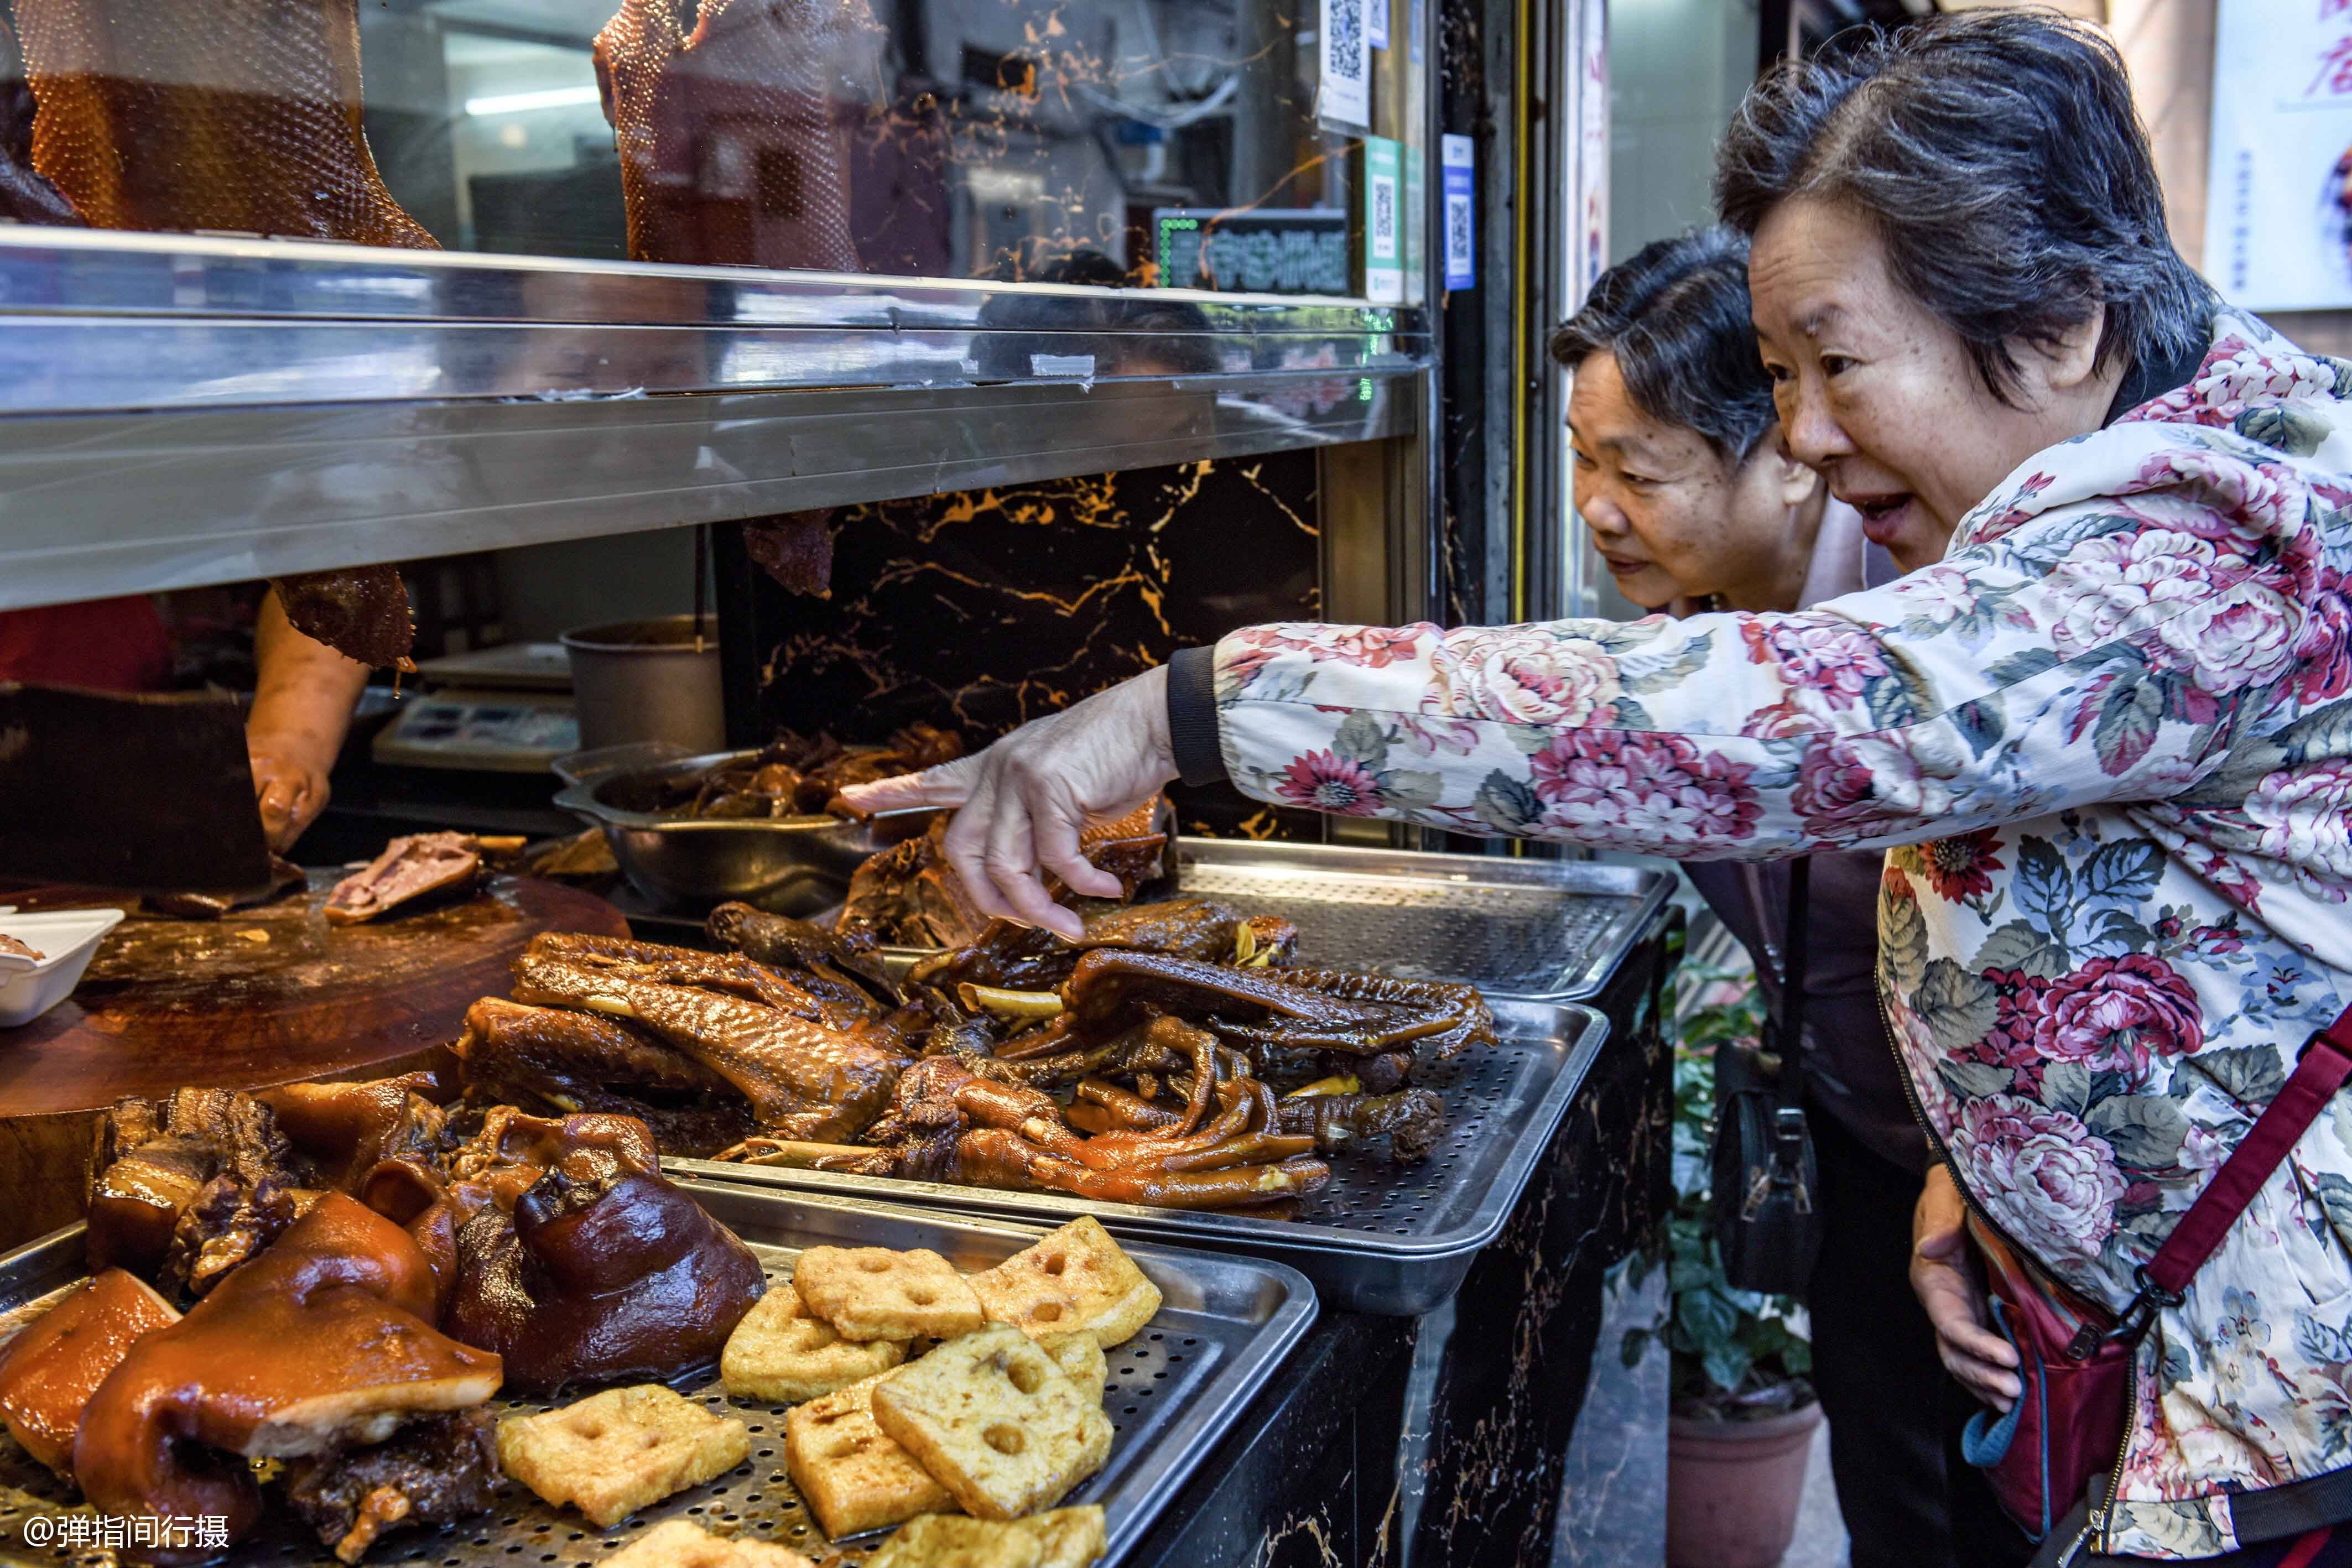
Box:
1368, 0, 1390, 50
1441, 134, 1475, 290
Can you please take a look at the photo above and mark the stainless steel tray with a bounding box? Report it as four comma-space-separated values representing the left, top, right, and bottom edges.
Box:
681, 1001, 1609, 1316
887, 840, 1673, 1002
0, 1183, 1316, 1568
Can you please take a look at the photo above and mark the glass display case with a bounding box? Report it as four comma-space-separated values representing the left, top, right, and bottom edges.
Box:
0, 0, 1434, 608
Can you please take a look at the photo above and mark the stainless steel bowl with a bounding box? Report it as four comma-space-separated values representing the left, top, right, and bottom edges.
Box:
551, 742, 907, 916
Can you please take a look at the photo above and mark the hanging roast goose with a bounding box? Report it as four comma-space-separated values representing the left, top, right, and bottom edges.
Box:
593, 0, 871, 274
12, 0, 424, 666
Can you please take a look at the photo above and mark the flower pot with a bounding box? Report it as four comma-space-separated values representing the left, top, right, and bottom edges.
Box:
1667, 1400, 1824, 1568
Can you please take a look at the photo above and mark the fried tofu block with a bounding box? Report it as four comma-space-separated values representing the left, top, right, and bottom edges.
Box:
1035, 1331, 1109, 1404
965, 1218, 1160, 1349
722, 1283, 910, 1404
600, 1519, 816, 1568
792, 1247, 985, 1342
863, 1507, 1109, 1567
783, 1372, 957, 1538
497, 1385, 748, 1528
870, 1325, 1112, 1522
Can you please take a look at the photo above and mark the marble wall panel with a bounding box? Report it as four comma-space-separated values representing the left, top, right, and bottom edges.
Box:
724, 450, 1328, 837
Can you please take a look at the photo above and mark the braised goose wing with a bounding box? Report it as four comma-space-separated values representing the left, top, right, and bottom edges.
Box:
594, 0, 872, 273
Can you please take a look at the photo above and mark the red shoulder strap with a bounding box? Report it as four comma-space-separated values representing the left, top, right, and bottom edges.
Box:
2143, 1006, 2352, 1299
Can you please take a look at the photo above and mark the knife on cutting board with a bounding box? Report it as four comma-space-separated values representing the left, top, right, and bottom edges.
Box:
0, 682, 272, 893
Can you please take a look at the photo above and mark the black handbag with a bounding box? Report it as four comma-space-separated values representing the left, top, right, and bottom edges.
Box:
1710, 856, 1825, 1296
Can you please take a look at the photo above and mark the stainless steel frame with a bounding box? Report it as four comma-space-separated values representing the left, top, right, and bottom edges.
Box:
0, 229, 1429, 610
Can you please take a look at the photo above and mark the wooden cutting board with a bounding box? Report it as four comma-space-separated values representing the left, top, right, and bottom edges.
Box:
0, 874, 627, 1114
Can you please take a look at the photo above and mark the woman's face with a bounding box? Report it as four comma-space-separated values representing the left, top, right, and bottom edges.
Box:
1568, 350, 1818, 611
1748, 197, 2119, 572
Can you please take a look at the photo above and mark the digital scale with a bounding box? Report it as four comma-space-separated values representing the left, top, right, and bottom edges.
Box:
371, 643, 582, 773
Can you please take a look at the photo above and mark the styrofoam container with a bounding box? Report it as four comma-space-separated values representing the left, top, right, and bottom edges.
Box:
0, 908, 125, 1027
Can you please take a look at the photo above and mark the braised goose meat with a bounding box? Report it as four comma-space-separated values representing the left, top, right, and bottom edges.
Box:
0, 1269, 179, 1481
454, 997, 753, 1157
87, 1088, 309, 1291
511, 951, 906, 1140
1063, 951, 1496, 1061
74, 1195, 503, 1564
594, 0, 872, 274
272, 565, 415, 671
646, 725, 964, 821
325, 833, 486, 925
907, 898, 1299, 994
0, 932, 42, 963
438, 1111, 766, 1394
707, 900, 901, 1009
837, 797, 1178, 948
1269, 1088, 1448, 1163
724, 1051, 1333, 1210
522, 929, 876, 1030
283, 1408, 499, 1566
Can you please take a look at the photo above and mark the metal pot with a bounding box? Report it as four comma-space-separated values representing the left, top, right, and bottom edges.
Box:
550, 742, 906, 916
559, 616, 725, 753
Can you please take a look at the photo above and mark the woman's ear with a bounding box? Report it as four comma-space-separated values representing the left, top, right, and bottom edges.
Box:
2022, 303, 2108, 396
1760, 429, 1820, 509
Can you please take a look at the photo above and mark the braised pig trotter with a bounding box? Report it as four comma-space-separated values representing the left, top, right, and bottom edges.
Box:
73, 1195, 502, 1564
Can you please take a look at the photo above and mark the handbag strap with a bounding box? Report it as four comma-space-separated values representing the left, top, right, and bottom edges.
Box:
1776, 857, 1810, 1109
2112, 1003, 2352, 1338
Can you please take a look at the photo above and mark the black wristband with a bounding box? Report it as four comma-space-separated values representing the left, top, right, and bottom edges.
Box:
1165, 645, 1228, 788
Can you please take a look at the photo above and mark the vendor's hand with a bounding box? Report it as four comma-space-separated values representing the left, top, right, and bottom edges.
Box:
837, 668, 1179, 941
1912, 1163, 2021, 1411
248, 737, 331, 853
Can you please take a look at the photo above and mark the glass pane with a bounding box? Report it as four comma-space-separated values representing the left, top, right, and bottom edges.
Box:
0, 0, 1425, 302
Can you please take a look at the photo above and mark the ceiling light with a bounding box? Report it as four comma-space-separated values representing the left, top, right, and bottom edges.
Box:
464, 85, 599, 116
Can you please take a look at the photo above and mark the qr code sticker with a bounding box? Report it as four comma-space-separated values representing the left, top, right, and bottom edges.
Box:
1329, 0, 1364, 79
1445, 192, 1472, 268
1372, 178, 1396, 251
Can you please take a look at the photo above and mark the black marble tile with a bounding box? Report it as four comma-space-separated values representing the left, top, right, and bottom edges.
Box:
719, 452, 1327, 837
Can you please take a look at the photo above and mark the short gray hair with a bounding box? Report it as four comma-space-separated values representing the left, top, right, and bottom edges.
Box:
1714, 10, 2214, 404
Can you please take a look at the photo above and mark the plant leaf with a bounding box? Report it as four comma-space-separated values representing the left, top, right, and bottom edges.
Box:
1882, 891, 1930, 994
1938, 1059, 2015, 1099
2085, 1095, 2190, 1169
1472, 770, 1542, 834
2041, 1061, 2093, 1119
1914, 958, 2000, 1056
2080, 840, 2164, 905
2012, 837, 2073, 930
1331, 710, 1388, 768
2191, 1045, 2287, 1106
1620, 631, 1714, 696
1985, 648, 2062, 687
1975, 919, 2068, 980
2092, 675, 2163, 776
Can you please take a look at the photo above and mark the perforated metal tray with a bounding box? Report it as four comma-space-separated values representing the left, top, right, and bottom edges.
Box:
680, 1001, 1608, 1316
0, 1184, 1315, 1568
884, 840, 1672, 1002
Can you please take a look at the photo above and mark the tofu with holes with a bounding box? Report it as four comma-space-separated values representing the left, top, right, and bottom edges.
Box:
965, 1217, 1160, 1349
863, 1507, 1109, 1567
791, 1246, 985, 1342
783, 1371, 957, 1538
870, 1324, 1113, 1522
599, 1519, 816, 1568
722, 1283, 909, 1403
1035, 1331, 1109, 1404
496, 1384, 748, 1528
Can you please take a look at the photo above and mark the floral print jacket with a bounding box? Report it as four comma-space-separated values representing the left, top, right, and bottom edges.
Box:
1209, 312, 2352, 1557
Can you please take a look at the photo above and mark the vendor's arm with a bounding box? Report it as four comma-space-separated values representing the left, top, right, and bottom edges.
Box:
247, 587, 370, 852
846, 446, 2313, 929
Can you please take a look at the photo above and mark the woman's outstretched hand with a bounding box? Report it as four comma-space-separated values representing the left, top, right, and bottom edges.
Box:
836, 668, 1179, 941
1911, 1163, 2021, 1411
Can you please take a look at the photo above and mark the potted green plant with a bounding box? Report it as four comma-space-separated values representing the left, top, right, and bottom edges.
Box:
1621, 961, 1823, 1568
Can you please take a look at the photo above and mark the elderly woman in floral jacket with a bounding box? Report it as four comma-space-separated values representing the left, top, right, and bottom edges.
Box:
847, 13, 2352, 1565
